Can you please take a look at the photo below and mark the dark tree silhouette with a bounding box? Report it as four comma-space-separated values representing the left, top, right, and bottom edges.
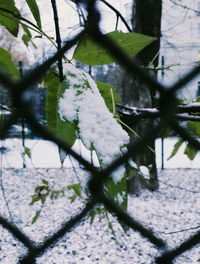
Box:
121, 0, 162, 192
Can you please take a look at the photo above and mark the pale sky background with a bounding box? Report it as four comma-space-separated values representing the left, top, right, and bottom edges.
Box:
14, 0, 132, 63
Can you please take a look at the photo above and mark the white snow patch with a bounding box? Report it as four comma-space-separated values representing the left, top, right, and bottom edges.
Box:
139, 166, 150, 178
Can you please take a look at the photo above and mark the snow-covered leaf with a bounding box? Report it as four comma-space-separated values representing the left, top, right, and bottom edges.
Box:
167, 139, 184, 160
73, 31, 156, 65
58, 63, 129, 210
0, 48, 19, 77
0, 0, 20, 36
25, 0, 42, 29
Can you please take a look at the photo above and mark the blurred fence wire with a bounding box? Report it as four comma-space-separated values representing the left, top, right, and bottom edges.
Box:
0, 0, 200, 263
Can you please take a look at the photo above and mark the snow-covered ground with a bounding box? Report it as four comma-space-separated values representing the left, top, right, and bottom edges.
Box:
0, 168, 200, 263
0, 138, 200, 263
0, 137, 199, 169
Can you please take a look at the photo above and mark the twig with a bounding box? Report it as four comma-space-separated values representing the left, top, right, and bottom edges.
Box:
51, 0, 64, 81
0, 141, 14, 222
159, 225, 200, 235
159, 180, 200, 194
169, 0, 200, 15
100, 0, 132, 32
116, 103, 200, 121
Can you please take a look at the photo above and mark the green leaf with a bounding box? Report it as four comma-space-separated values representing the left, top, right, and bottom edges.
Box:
187, 121, 200, 137
105, 175, 127, 210
31, 209, 41, 224
73, 31, 156, 65
167, 139, 184, 160
29, 194, 40, 205
24, 147, 31, 159
50, 190, 64, 200
96, 81, 120, 113
22, 24, 32, 46
42, 179, 49, 185
184, 144, 198, 160
0, 48, 19, 77
69, 194, 78, 203
40, 194, 47, 204
44, 70, 60, 133
57, 119, 77, 148
125, 168, 138, 180
89, 209, 96, 225
160, 126, 172, 138
44, 70, 77, 165
67, 184, 81, 197
25, 0, 42, 29
0, 0, 20, 36
108, 221, 115, 236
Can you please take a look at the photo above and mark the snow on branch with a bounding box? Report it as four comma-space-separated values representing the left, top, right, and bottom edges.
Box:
117, 103, 200, 122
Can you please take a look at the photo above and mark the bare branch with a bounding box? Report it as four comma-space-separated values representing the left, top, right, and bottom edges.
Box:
117, 103, 200, 121
100, 0, 132, 32
51, 0, 64, 81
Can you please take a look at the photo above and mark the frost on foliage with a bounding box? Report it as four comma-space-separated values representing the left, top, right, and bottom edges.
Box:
59, 63, 129, 184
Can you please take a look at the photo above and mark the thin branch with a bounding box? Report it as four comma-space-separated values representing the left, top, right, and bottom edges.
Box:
159, 180, 200, 194
176, 114, 200, 122
7, 31, 84, 96
0, 104, 10, 112
51, 0, 64, 81
160, 225, 200, 235
0, 144, 14, 222
117, 103, 200, 121
169, 0, 200, 15
100, 0, 132, 32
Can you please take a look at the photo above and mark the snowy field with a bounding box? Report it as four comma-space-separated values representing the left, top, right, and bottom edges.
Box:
0, 137, 199, 169
0, 138, 200, 263
0, 168, 200, 263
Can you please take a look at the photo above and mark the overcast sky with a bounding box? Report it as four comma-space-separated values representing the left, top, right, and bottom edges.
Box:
15, 0, 132, 62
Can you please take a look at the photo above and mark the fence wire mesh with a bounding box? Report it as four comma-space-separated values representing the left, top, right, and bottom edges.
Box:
0, 0, 200, 263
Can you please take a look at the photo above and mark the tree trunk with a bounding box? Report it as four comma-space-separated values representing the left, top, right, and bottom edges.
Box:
122, 0, 162, 193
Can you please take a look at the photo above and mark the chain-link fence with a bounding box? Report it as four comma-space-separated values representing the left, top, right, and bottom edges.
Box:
0, 1, 200, 263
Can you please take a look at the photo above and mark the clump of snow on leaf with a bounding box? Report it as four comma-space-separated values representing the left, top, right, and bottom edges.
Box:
59, 63, 129, 184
